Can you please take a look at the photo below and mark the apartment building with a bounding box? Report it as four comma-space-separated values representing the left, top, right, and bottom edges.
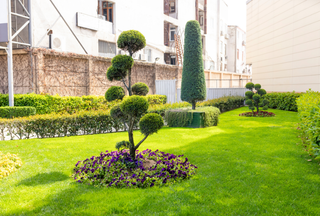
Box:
247, 0, 320, 92
227, 25, 247, 74
3, 0, 237, 72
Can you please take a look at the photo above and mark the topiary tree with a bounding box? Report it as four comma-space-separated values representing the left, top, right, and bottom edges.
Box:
114, 96, 163, 160
132, 82, 149, 96
106, 30, 146, 96
245, 82, 269, 112
105, 86, 125, 102
181, 20, 206, 110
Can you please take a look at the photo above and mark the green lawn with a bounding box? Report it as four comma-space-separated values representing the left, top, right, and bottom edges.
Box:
1, 107, 320, 215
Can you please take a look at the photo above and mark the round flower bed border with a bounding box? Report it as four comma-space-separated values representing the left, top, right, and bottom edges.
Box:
72, 149, 197, 188
239, 111, 276, 117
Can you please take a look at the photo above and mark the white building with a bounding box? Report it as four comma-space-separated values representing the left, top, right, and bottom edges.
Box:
227, 25, 247, 74
7, 0, 239, 72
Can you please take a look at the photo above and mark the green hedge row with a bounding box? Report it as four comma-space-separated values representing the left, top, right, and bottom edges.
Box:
297, 90, 320, 159
198, 96, 245, 112
0, 93, 167, 114
0, 106, 36, 119
264, 92, 303, 112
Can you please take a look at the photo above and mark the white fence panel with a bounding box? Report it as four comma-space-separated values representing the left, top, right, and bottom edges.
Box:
155, 80, 177, 103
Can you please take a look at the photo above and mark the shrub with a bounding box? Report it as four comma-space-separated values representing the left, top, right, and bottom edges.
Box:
146, 95, 167, 105
297, 90, 320, 159
264, 92, 302, 112
245, 83, 269, 112
181, 20, 206, 110
120, 96, 149, 117
72, 149, 197, 188
105, 86, 125, 102
111, 55, 134, 72
0, 152, 23, 179
198, 96, 245, 112
117, 30, 146, 55
0, 106, 36, 119
239, 111, 275, 117
139, 113, 164, 136
132, 82, 149, 96
106, 66, 124, 82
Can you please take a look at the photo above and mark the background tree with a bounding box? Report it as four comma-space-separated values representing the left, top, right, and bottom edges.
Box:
106, 30, 146, 96
114, 96, 163, 160
245, 82, 269, 112
181, 20, 206, 110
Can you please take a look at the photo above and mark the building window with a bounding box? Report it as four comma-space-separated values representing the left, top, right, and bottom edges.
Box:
170, 1, 175, 12
99, 40, 116, 56
170, 27, 176, 41
100, 1, 113, 22
199, 11, 204, 26
171, 56, 176, 65
145, 48, 152, 62
237, 49, 239, 60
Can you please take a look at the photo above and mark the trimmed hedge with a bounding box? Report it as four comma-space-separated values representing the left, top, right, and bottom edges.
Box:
165, 107, 220, 128
0, 93, 167, 114
264, 92, 303, 112
198, 96, 245, 112
0, 107, 36, 119
297, 90, 320, 159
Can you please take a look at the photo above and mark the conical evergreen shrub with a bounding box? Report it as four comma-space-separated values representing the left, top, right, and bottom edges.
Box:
181, 20, 206, 110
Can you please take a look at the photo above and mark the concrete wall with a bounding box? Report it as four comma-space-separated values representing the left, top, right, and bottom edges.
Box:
247, 0, 320, 92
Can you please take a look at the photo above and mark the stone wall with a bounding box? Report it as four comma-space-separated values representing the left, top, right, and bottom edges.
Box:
0, 48, 251, 96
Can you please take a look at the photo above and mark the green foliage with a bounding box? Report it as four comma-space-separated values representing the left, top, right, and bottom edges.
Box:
297, 90, 320, 159
146, 95, 167, 105
245, 83, 268, 112
117, 30, 146, 54
0, 107, 36, 119
120, 96, 149, 117
245, 82, 254, 91
105, 86, 125, 102
198, 96, 245, 113
111, 55, 134, 71
0, 151, 22, 179
165, 107, 220, 128
181, 20, 206, 108
139, 113, 164, 136
110, 104, 127, 120
264, 92, 302, 111
115, 141, 131, 151
0, 93, 112, 115
132, 82, 149, 96
106, 66, 125, 81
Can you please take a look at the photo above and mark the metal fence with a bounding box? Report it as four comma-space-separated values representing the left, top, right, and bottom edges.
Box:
156, 79, 252, 103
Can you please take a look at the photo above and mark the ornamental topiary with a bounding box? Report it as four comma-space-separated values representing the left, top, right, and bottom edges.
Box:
245, 82, 269, 113
132, 82, 149, 96
116, 96, 163, 160
105, 86, 125, 102
181, 20, 206, 110
107, 30, 146, 96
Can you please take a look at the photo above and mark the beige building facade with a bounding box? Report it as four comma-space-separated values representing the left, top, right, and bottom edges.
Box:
246, 0, 320, 92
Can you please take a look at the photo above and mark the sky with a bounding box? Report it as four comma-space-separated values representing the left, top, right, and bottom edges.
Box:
227, 0, 247, 31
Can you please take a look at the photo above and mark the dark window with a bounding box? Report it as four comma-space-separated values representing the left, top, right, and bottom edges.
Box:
100, 1, 113, 23
171, 56, 176, 65
170, 2, 175, 12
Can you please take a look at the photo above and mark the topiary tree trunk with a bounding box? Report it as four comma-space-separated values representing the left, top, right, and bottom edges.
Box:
181, 20, 206, 110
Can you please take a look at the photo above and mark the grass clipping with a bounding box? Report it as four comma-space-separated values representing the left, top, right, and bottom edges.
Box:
0, 152, 22, 179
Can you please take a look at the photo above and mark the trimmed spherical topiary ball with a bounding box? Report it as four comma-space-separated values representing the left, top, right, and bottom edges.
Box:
252, 94, 261, 101
132, 82, 149, 96
105, 86, 125, 102
120, 95, 149, 117
117, 30, 146, 54
110, 104, 127, 120
115, 140, 131, 151
245, 82, 255, 91
254, 84, 261, 90
106, 66, 126, 81
112, 55, 134, 71
139, 113, 164, 136
245, 91, 254, 99
245, 99, 253, 106
258, 89, 266, 96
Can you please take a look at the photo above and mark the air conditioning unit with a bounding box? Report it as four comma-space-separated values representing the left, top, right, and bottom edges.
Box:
220, 31, 224, 36
50, 34, 66, 51
225, 34, 229, 39
97, 14, 106, 20
140, 54, 147, 61
132, 53, 139, 60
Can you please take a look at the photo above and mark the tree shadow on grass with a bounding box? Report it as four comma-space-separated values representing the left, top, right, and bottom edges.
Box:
17, 172, 69, 186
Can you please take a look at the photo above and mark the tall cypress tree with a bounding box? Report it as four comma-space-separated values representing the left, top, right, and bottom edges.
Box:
181, 20, 206, 110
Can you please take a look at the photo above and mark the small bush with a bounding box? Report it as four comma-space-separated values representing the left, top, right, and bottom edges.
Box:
264, 92, 302, 112
0, 106, 36, 118
132, 82, 149, 96
0, 152, 22, 179
72, 149, 197, 188
239, 111, 275, 117
198, 96, 245, 112
120, 96, 149, 117
105, 86, 125, 102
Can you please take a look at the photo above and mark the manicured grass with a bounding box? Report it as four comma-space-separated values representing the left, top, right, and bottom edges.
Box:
1, 107, 320, 215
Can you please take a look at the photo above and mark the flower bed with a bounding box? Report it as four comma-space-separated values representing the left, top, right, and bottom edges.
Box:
72, 149, 197, 188
0, 152, 23, 179
239, 111, 275, 117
